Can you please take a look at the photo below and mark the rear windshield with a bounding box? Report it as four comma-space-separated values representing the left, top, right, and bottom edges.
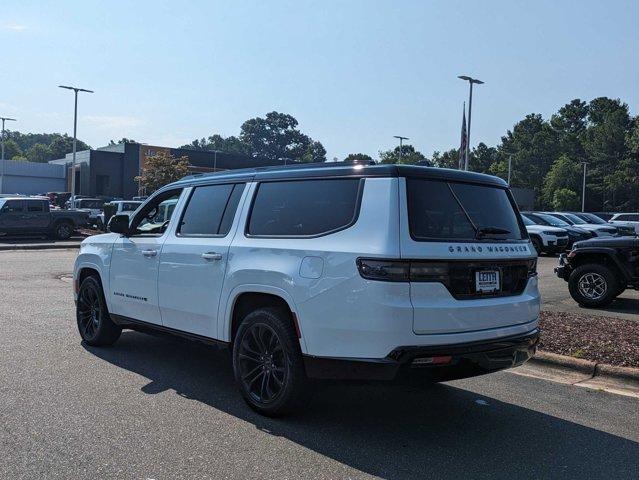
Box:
406, 178, 526, 241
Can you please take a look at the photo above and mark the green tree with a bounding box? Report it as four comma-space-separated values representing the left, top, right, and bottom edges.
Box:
379, 144, 428, 165
181, 134, 250, 156
431, 149, 460, 169
239, 111, 326, 163
552, 188, 580, 210
109, 138, 137, 145
470, 142, 499, 174
49, 135, 91, 159
135, 151, 190, 194
26, 143, 53, 163
550, 99, 589, 160
497, 113, 561, 205
542, 155, 582, 208
2, 139, 23, 159
344, 153, 373, 162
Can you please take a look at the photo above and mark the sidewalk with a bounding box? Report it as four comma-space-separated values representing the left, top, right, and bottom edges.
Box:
0, 236, 85, 251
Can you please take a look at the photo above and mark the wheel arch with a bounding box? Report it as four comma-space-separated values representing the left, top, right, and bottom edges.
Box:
221, 285, 307, 353
570, 249, 630, 282
74, 257, 110, 308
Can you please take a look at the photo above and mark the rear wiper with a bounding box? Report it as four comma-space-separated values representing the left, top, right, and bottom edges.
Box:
476, 226, 511, 239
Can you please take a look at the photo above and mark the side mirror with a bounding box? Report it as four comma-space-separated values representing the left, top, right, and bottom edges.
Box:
108, 214, 130, 236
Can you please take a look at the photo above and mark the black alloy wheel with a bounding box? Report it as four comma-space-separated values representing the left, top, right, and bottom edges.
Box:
76, 276, 121, 346
238, 323, 287, 404
232, 307, 306, 416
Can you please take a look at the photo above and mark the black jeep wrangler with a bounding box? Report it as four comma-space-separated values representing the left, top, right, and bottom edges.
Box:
555, 237, 639, 307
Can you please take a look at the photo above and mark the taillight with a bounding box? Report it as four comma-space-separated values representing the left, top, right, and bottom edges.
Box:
356, 259, 409, 282
409, 262, 449, 282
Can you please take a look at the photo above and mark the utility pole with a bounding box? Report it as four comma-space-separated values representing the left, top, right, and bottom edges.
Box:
458, 75, 484, 170
59, 85, 93, 206
393, 135, 409, 163
0, 116, 17, 194
581, 161, 587, 212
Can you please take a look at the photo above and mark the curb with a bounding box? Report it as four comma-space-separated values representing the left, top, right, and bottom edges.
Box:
522, 350, 639, 397
0, 243, 82, 251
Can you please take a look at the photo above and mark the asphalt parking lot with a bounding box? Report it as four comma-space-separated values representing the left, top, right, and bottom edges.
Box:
537, 255, 639, 321
1, 249, 638, 479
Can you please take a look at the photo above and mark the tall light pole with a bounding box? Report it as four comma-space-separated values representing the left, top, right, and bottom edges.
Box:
458, 75, 484, 171
581, 161, 587, 212
0, 116, 17, 194
59, 85, 93, 206
393, 135, 409, 163
507, 155, 513, 185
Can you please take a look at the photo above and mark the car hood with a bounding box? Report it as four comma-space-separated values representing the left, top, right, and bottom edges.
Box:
525, 225, 566, 234
574, 237, 639, 249
81, 232, 121, 246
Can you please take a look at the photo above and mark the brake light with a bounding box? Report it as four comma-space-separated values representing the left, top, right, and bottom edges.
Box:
356, 259, 409, 282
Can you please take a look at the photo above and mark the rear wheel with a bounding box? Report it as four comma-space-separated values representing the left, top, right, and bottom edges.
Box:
76, 275, 121, 346
53, 221, 74, 240
232, 307, 306, 416
568, 264, 619, 307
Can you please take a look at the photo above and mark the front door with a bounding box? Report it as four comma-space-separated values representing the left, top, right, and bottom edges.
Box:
158, 183, 246, 338
24, 200, 51, 232
0, 200, 26, 235
108, 189, 184, 325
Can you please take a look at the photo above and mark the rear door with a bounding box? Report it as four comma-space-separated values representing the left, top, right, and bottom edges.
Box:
399, 177, 537, 335
24, 200, 50, 231
157, 183, 246, 338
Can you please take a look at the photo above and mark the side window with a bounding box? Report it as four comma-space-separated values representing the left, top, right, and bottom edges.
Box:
1, 200, 23, 213
178, 183, 244, 236
248, 179, 361, 237
27, 201, 45, 212
130, 189, 183, 236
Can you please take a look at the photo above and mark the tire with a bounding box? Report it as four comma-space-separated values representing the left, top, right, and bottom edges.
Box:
76, 275, 122, 346
568, 264, 619, 308
232, 307, 306, 416
531, 237, 543, 256
53, 221, 74, 240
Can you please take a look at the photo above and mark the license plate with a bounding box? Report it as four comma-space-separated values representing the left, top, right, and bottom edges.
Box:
476, 270, 500, 293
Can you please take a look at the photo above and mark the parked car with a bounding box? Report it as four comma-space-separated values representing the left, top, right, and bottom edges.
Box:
543, 212, 618, 237
555, 237, 639, 307
520, 214, 569, 254
71, 198, 105, 226
570, 212, 636, 236
97, 200, 142, 230
523, 212, 593, 248
608, 213, 639, 235
74, 163, 540, 416
0, 197, 89, 239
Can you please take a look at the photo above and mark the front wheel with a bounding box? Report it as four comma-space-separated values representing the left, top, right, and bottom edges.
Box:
232, 308, 306, 416
568, 264, 619, 308
76, 275, 122, 346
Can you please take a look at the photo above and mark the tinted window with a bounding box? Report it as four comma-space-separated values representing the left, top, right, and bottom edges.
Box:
27, 201, 45, 212
179, 184, 243, 236
248, 179, 361, 236
407, 179, 525, 241
1, 200, 23, 213
121, 202, 141, 211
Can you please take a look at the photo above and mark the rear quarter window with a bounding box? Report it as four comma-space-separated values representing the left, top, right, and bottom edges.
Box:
247, 179, 362, 237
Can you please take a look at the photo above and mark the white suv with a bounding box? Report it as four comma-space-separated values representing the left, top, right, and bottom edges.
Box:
73, 163, 540, 415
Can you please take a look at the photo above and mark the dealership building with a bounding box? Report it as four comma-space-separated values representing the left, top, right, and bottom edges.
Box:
45, 141, 288, 199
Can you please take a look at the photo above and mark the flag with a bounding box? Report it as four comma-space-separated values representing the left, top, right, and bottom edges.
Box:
459, 102, 467, 170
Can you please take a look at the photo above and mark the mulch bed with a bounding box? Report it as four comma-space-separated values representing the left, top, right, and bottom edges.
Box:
539, 311, 639, 368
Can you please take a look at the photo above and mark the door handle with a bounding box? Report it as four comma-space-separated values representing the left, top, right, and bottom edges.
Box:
142, 249, 158, 258
201, 252, 223, 261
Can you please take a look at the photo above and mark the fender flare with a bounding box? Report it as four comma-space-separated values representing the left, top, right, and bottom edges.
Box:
220, 284, 308, 354
570, 247, 631, 281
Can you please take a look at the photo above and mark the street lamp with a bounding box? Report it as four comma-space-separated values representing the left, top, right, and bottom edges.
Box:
0, 116, 17, 194
59, 85, 93, 206
458, 75, 484, 171
581, 161, 587, 212
393, 135, 409, 163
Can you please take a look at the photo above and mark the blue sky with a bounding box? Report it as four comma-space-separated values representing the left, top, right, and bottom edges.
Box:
1, 0, 638, 160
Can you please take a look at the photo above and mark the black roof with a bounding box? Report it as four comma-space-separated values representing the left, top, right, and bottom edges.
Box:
167, 162, 508, 189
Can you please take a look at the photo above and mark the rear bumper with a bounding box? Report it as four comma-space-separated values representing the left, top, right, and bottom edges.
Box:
303, 328, 540, 381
